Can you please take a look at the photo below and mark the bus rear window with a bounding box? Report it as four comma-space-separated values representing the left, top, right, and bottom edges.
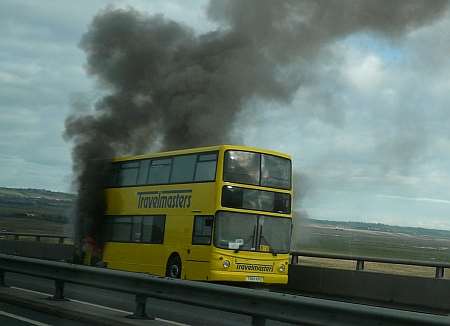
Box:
224, 151, 291, 189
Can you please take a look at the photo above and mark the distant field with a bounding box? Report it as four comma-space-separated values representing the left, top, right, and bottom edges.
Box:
294, 223, 450, 261
0, 187, 73, 200
0, 216, 70, 235
293, 223, 450, 278
0, 187, 74, 235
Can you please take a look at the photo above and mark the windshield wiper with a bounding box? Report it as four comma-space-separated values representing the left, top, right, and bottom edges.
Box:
270, 248, 279, 256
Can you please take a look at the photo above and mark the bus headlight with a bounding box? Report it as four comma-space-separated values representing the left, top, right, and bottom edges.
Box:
278, 264, 286, 273
223, 260, 231, 268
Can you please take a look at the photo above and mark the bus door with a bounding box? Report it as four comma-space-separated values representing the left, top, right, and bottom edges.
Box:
185, 215, 214, 280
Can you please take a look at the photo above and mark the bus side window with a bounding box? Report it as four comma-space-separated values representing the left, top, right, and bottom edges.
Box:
137, 160, 150, 185
142, 215, 165, 244
103, 219, 113, 241
132, 216, 142, 242
111, 217, 132, 242
194, 153, 217, 182
192, 216, 214, 245
107, 164, 120, 187
118, 161, 140, 186
148, 159, 172, 184
171, 154, 196, 183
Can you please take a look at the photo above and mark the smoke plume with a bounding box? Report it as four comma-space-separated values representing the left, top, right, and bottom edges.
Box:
65, 1, 448, 246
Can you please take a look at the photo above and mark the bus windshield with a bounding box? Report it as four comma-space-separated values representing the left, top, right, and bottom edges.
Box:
214, 212, 291, 253
224, 150, 291, 189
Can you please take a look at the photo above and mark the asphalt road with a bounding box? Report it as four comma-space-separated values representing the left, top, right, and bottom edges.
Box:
0, 302, 85, 326
4, 273, 293, 326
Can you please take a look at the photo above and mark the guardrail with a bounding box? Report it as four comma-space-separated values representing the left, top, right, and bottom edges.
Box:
0, 232, 69, 244
291, 251, 450, 279
1, 254, 450, 325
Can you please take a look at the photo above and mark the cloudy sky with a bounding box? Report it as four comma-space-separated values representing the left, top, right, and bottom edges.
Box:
1, 0, 450, 229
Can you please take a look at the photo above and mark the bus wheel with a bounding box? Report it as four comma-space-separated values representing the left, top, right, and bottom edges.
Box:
166, 255, 182, 278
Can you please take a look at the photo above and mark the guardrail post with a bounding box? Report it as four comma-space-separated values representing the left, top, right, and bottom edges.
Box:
356, 259, 365, 271
128, 294, 153, 320
58, 237, 64, 244
36, 236, 41, 242
252, 316, 266, 326
291, 255, 298, 265
435, 266, 445, 279
13, 235, 19, 240
52, 280, 65, 300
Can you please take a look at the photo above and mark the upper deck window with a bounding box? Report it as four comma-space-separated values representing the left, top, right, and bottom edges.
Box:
118, 162, 139, 186
194, 153, 218, 182
108, 151, 218, 187
136, 160, 150, 185
261, 154, 291, 189
224, 151, 260, 185
148, 158, 172, 184
224, 150, 291, 189
171, 154, 197, 183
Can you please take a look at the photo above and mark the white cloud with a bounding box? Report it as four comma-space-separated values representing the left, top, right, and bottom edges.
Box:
345, 53, 385, 91
377, 194, 450, 205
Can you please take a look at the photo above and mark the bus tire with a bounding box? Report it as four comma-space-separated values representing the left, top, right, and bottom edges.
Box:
166, 254, 182, 278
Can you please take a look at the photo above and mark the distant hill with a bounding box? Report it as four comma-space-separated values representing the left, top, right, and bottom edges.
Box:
0, 187, 75, 224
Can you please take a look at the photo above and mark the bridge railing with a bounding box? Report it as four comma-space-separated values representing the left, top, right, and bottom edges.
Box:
1, 253, 450, 326
290, 251, 450, 279
0, 232, 69, 244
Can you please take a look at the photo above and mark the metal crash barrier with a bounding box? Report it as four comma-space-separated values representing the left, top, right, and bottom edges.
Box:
290, 251, 450, 279
1, 254, 450, 325
0, 232, 73, 261
0, 232, 68, 244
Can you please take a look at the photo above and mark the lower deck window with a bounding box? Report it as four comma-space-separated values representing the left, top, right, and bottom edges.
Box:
104, 215, 165, 244
192, 215, 214, 245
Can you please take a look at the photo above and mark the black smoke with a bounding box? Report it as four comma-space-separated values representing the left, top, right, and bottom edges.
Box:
65, 1, 448, 248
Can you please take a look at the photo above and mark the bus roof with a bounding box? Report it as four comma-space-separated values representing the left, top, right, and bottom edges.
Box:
112, 145, 291, 162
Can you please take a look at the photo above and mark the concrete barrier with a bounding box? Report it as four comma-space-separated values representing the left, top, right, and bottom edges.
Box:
288, 264, 450, 312
0, 240, 74, 261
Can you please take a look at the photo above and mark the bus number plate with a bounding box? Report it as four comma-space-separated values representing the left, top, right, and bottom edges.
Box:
246, 276, 264, 282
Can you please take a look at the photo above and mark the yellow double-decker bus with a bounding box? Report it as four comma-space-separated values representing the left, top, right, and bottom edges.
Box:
102, 145, 292, 284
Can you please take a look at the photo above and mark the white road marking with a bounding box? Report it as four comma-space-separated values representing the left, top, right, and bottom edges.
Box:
0, 310, 52, 326
11, 286, 189, 326
155, 318, 189, 326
